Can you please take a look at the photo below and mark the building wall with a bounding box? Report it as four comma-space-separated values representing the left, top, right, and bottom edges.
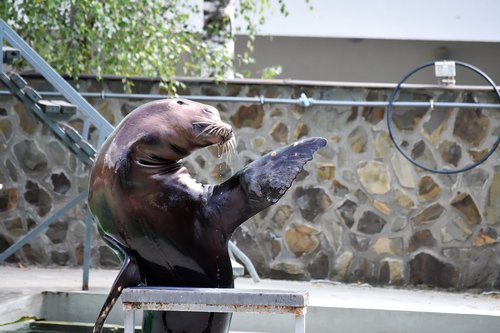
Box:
235, 36, 500, 84
1, 76, 499, 290
231, 0, 500, 83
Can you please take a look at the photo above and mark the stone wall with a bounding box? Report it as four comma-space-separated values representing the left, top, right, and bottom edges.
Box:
1, 76, 499, 290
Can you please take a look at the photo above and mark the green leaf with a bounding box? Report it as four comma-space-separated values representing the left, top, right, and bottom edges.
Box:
0, 316, 40, 327
3, 0, 312, 90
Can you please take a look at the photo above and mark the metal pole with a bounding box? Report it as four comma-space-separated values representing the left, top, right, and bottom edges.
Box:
1, 23, 4, 73
228, 241, 260, 282
82, 208, 93, 290
1, 89, 499, 109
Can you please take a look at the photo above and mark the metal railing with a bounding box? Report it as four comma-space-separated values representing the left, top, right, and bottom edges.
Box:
1, 90, 500, 109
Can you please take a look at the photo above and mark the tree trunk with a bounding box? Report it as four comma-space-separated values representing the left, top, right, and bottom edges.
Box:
203, 0, 235, 78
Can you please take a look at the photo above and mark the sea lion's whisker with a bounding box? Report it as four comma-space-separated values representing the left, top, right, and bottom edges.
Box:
218, 135, 236, 165
230, 137, 237, 154
201, 124, 223, 138
228, 137, 237, 163
195, 120, 235, 154
194, 122, 216, 138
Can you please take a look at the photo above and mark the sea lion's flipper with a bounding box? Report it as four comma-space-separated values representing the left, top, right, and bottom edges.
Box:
93, 235, 143, 333
209, 137, 327, 233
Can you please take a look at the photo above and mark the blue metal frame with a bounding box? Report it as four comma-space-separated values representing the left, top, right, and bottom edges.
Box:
0, 19, 113, 290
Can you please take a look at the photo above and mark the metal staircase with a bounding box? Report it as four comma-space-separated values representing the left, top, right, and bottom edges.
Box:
0, 19, 114, 289
0, 71, 96, 166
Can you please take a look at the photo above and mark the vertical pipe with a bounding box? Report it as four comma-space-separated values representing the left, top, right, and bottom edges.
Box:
82, 208, 93, 290
1, 23, 4, 72
82, 118, 91, 140
96, 130, 108, 149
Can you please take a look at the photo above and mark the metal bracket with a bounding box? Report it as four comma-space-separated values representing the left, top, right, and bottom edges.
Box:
435, 60, 456, 86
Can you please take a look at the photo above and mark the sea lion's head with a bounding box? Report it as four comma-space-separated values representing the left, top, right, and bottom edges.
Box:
113, 98, 235, 164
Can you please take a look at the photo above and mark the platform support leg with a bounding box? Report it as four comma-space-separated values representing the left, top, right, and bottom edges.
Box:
124, 309, 135, 333
295, 313, 306, 333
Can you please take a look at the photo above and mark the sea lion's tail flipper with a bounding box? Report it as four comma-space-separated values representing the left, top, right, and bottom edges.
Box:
210, 137, 327, 233
93, 235, 143, 333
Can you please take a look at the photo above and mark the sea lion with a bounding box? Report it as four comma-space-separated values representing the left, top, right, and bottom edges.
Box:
88, 98, 326, 333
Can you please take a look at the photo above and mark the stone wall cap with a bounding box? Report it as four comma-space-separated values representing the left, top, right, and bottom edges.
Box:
18, 71, 499, 91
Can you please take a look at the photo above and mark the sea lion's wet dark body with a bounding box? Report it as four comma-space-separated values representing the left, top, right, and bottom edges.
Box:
88, 99, 326, 333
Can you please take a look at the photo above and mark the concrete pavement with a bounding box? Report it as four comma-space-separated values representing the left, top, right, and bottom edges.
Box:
1, 266, 500, 332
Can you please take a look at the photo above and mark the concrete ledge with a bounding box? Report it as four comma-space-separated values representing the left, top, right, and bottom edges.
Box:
0, 293, 43, 325
1, 268, 500, 333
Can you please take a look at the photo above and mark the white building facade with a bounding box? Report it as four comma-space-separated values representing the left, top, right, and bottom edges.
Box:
233, 0, 500, 84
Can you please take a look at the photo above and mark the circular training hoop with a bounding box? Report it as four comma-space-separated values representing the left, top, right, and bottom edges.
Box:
386, 60, 500, 174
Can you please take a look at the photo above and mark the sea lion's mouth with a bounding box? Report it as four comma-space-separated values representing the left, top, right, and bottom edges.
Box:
193, 121, 236, 157
193, 121, 233, 143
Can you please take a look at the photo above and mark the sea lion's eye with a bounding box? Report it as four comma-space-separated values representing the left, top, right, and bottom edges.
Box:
177, 100, 185, 105
203, 108, 213, 114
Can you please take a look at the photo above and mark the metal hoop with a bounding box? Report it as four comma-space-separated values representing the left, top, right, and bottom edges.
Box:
386, 61, 500, 174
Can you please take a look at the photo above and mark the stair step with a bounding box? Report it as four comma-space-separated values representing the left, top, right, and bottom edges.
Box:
10, 73, 27, 89
2, 46, 20, 64
38, 100, 77, 121
38, 100, 61, 114
52, 100, 77, 115
21, 86, 41, 103
60, 125, 96, 158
